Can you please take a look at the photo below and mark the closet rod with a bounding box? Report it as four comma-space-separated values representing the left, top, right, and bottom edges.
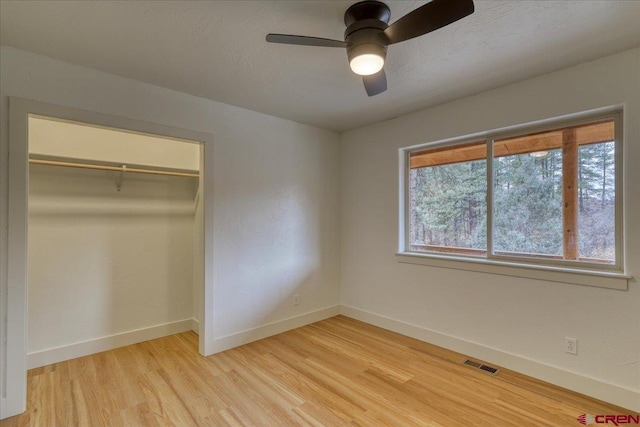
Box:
29, 158, 199, 178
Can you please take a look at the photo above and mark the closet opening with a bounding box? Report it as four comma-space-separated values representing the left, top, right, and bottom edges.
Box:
5, 98, 214, 418
25, 115, 205, 369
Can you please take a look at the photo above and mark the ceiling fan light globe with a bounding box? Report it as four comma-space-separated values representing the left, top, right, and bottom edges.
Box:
347, 44, 387, 76
350, 53, 385, 76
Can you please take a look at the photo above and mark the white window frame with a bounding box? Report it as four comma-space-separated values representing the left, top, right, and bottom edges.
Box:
398, 107, 630, 290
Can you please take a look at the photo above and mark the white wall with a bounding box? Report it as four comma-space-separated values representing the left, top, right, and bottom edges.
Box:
27, 164, 196, 363
0, 46, 341, 373
340, 48, 640, 410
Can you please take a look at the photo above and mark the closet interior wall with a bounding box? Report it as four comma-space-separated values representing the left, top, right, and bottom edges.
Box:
27, 117, 200, 368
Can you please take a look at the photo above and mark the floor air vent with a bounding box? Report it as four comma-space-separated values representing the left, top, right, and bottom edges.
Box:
479, 364, 499, 374
463, 359, 499, 375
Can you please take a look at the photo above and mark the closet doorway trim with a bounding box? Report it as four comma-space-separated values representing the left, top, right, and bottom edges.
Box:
5, 97, 215, 419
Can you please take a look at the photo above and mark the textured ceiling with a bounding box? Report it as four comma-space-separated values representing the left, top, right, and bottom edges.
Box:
1, 0, 639, 132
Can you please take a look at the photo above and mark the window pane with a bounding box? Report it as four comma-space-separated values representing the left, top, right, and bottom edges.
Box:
578, 141, 615, 263
492, 119, 615, 263
493, 148, 563, 257
409, 142, 487, 255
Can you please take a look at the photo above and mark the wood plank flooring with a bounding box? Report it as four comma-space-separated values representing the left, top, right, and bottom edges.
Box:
1, 315, 633, 426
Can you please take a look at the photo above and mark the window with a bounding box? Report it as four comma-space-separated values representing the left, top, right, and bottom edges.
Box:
409, 141, 487, 256
405, 111, 622, 273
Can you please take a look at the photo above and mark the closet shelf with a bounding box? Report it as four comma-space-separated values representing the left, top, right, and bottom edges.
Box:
29, 158, 199, 178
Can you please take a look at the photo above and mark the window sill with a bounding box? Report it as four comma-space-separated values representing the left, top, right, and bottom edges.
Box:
396, 252, 631, 290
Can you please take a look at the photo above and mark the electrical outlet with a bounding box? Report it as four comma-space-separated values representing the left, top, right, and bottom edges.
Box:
293, 294, 300, 306
565, 337, 577, 355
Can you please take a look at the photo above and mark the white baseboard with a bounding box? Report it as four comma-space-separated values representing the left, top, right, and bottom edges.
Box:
0, 397, 21, 420
21, 306, 639, 412
25, 306, 337, 370
27, 318, 194, 369
210, 305, 341, 354
340, 305, 640, 412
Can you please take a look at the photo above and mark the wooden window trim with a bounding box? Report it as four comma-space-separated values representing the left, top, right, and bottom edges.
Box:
410, 120, 614, 169
562, 128, 579, 260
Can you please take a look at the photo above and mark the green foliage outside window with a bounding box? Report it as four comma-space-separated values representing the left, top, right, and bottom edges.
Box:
409, 140, 615, 263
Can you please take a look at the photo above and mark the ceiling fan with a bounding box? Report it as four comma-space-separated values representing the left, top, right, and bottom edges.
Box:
266, 0, 475, 97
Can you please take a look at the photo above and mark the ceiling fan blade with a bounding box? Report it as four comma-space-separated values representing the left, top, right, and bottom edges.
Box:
363, 69, 387, 96
266, 34, 347, 48
383, 0, 474, 45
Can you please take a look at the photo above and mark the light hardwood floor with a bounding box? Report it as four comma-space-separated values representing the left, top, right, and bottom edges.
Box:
1, 315, 633, 426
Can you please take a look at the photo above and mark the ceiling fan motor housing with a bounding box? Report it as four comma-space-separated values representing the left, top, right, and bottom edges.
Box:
344, 0, 391, 27
344, 1, 391, 67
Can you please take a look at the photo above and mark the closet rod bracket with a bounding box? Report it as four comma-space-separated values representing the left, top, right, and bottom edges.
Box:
115, 165, 126, 191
